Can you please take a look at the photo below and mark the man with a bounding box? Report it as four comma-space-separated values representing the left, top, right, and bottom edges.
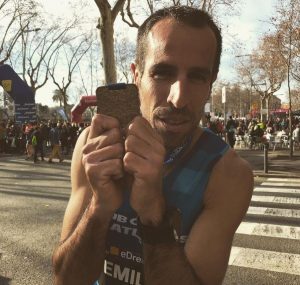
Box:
52, 6, 253, 285
226, 115, 236, 148
32, 123, 45, 163
48, 122, 64, 163
293, 124, 300, 149
293, 124, 300, 139
0, 122, 7, 153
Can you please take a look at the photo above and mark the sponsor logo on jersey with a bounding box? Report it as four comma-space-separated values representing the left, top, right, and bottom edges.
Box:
109, 246, 143, 264
104, 260, 142, 285
110, 214, 141, 243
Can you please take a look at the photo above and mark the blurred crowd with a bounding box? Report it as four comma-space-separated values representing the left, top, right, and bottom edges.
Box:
0, 119, 90, 163
206, 116, 300, 149
0, 116, 299, 160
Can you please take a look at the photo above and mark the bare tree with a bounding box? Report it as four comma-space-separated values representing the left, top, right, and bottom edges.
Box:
211, 83, 252, 118
291, 89, 300, 111
115, 34, 135, 83
271, 0, 300, 157
252, 35, 286, 121
236, 35, 286, 122
77, 30, 103, 96
17, 19, 77, 96
48, 36, 91, 113
0, 0, 38, 64
94, 0, 126, 84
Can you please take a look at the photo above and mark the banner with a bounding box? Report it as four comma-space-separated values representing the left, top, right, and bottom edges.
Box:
0, 64, 36, 123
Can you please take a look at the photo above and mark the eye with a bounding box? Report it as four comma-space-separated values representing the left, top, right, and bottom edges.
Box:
188, 71, 208, 83
152, 69, 174, 80
149, 64, 176, 80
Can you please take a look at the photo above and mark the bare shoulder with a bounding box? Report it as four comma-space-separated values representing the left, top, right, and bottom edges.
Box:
60, 127, 91, 241
212, 148, 253, 188
204, 148, 254, 229
71, 126, 90, 190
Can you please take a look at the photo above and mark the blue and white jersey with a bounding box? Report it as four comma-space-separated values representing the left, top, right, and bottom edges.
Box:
94, 129, 229, 285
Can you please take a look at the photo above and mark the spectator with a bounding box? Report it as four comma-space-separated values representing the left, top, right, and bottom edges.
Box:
48, 123, 63, 163
0, 122, 6, 153
226, 115, 236, 148
32, 124, 45, 163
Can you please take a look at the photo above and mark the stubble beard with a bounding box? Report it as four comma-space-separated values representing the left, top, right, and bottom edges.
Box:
157, 122, 198, 151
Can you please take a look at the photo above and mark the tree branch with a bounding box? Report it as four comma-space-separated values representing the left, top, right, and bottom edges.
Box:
121, 0, 139, 28
112, 0, 126, 22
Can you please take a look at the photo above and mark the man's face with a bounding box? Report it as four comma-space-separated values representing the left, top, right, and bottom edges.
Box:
132, 18, 217, 149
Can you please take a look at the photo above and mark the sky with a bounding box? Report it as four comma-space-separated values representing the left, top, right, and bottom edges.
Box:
34, 0, 281, 107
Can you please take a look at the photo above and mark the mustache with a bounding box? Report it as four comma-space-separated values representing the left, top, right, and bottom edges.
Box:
153, 106, 194, 120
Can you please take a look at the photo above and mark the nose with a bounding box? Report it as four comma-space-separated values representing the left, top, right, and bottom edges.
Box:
167, 80, 189, 109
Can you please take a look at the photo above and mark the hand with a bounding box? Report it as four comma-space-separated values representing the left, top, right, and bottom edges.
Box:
82, 114, 124, 214
123, 117, 166, 225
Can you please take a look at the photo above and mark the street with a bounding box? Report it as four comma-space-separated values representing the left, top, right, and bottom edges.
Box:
0, 156, 70, 285
0, 153, 300, 285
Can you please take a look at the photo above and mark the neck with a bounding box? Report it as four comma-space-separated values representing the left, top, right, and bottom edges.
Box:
164, 128, 203, 165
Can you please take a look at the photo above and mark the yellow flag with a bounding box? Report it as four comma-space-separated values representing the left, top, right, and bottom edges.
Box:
2, 80, 12, 92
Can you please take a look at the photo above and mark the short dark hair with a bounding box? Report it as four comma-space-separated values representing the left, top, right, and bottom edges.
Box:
136, 6, 222, 75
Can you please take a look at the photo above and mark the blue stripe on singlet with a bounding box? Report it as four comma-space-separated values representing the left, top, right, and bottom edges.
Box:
163, 129, 229, 234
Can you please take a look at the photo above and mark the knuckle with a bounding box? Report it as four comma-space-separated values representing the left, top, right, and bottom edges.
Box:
124, 135, 134, 150
106, 114, 119, 124
111, 127, 122, 141
91, 114, 100, 126
123, 152, 133, 166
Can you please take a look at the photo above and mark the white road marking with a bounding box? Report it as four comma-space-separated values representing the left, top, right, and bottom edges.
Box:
236, 222, 300, 239
228, 177, 300, 279
247, 206, 300, 218
254, 187, 300, 194
267, 178, 300, 183
261, 182, 300, 187
229, 246, 300, 275
251, 195, 300, 205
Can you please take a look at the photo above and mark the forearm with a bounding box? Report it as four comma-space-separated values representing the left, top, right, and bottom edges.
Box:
143, 243, 202, 285
53, 199, 113, 285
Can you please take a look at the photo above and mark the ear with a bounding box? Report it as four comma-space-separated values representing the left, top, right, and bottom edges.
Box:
131, 63, 139, 85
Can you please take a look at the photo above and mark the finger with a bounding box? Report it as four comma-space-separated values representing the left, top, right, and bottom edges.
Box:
82, 143, 124, 164
84, 159, 124, 181
127, 116, 163, 147
125, 134, 164, 162
88, 114, 120, 139
123, 151, 146, 175
83, 128, 122, 155
123, 152, 160, 179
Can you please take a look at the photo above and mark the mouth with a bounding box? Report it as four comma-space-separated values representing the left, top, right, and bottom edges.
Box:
156, 117, 191, 132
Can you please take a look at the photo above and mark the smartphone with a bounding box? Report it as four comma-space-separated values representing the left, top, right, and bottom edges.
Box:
96, 83, 140, 128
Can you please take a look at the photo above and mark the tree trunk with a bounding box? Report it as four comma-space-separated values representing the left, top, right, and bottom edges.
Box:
94, 0, 126, 84
287, 57, 293, 159
260, 94, 269, 123
63, 92, 67, 114
266, 96, 270, 121
99, 15, 117, 84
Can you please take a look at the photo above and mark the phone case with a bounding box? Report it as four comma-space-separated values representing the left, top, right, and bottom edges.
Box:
96, 83, 140, 128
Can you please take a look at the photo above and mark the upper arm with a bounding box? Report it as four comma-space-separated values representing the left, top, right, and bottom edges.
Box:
60, 127, 92, 242
184, 150, 253, 285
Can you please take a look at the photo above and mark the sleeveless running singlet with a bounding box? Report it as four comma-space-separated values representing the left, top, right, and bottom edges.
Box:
94, 129, 229, 285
